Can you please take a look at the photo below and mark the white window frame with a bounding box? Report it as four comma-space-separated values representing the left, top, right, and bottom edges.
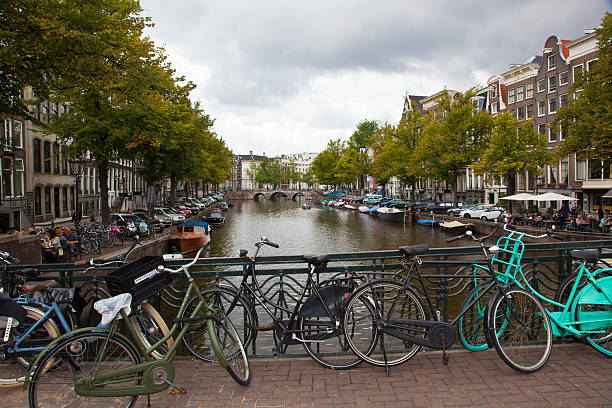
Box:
538, 123, 546, 135
516, 86, 524, 102
2, 157, 13, 197
560, 93, 568, 109
517, 106, 525, 120
548, 97, 557, 114
13, 158, 24, 197
548, 126, 558, 142
573, 64, 583, 82
526, 82, 534, 99
548, 76, 557, 93
538, 100, 546, 117
490, 103, 497, 114
12, 120, 23, 149
575, 157, 586, 181
537, 79, 546, 93
526, 103, 533, 119
508, 88, 515, 104
559, 71, 569, 86
586, 58, 598, 71
548, 55, 556, 71
3, 119, 12, 151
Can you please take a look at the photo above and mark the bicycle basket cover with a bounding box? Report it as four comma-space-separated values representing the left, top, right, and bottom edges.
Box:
0, 295, 27, 328
31, 287, 75, 306
94, 293, 132, 325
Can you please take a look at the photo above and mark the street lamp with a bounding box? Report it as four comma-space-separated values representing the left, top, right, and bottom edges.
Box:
68, 157, 87, 223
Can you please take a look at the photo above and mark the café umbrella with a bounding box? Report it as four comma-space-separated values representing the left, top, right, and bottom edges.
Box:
533, 192, 578, 201
502, 193, 537, 201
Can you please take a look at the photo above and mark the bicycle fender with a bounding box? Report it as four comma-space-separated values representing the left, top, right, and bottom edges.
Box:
483, 290, 502, 349
22, 326, 136, 390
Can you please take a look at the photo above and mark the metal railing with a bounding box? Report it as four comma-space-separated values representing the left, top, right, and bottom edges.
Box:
2, 239, 611, 357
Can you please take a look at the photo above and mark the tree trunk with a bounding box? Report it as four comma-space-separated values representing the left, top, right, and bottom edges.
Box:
452, 170, 458, 205
97, 161, 110, 225
506, 171, 517, 212
170, 178, 177, 205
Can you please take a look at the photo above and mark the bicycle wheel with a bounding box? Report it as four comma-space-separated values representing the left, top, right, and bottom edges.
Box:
555, 268, 612, 310
458, 281, 494, 351
574, 276, 612, 356
181, 286, 256, 362
79, 237, 93, 255
130, 302, 174, 360
0, 307, 60, 387
209, 311, 250, 386
343, 279, 427, 367
28, 329, 140, 408
298, 282, 364, 369
488, 288, 552, 373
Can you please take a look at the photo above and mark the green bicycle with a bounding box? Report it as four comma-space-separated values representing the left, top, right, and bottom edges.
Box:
25, 246, 250, 408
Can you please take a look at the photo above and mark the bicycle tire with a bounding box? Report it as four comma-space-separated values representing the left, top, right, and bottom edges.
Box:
0, 307, 60, 387
458, 281, 494, 351
79, 238, 93, 255
343, 279, 427, 367
130, 302, 174, 360
28, 329, 140, 408
298, 282, 364, 369
209, 311, 250, 386
555, 267, 612, 311
574, 275, 612, 356
488, 288, 552, 373
181, 286, 256, 362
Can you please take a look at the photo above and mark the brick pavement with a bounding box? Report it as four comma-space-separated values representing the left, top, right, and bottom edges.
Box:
2, 343, 611, 408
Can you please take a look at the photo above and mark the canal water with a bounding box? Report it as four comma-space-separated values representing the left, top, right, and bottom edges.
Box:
208, 198, 459, 257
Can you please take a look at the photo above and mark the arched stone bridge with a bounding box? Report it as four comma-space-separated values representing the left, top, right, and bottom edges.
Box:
226, 190, 322, 201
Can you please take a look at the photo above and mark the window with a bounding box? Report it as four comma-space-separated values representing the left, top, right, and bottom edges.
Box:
59, 104, 65, 115
538, 100, 546, 116
3, 119, 12, 150
587, 59, 597, 71
550, 164, 558, 185
548, 76, 557, 92
12, 121, 23, 148
526, 82, 534, 99
43, 141, 51, 173
3, 158, 12, 197
517, 106, 525, 120
560, 94, 568, 108
560, 124, 567, 140
62, 187, 68, 211
548, 97, 557, 114
33, 139, 41, 172
576, 158, 586, 180
516, 86, 524, 102
13, 158, 23, 196
489, 87, 496, 99
588, 159, 612, 180
538, 123, 546, 135
548, 55, 556, 70
537, 79, 546, 92
70, 186, 75, 210
41, 102, 49, 122
549, 126, 557, 142
60, 145, 67, 174
44, 187, 51, 214
53, 143, 60, 174
573, 64, 583, 81
526, 104, 533, 119
490, 103, 497, 114
508, 88, 515, 104
559, 71, 569, 86
34, 187, 42, 216
51, 103, 58, 116
560, 158, 568, 184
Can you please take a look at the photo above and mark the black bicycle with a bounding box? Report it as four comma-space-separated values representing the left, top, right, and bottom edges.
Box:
181, 237, 371, 369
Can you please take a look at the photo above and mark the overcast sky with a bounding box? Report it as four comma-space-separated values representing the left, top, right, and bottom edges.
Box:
140, 1, 610, 157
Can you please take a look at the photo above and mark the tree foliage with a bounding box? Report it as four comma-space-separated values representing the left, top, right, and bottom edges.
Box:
555, 12, 612, 161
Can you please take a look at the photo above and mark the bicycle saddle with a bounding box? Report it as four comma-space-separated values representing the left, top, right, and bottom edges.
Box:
569, 249, 599, 262
303, 254, 329, 267
21, 280, 58, 293
399, 244, 429, 257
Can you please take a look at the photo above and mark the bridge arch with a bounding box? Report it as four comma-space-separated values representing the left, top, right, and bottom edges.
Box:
290, 192, 305, 201
269, 191, 288, 200
253, 192, 266, 200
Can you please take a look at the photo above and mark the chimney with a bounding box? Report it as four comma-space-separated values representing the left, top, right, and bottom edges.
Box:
263, 152, 266, 157
249, 150, 253, 156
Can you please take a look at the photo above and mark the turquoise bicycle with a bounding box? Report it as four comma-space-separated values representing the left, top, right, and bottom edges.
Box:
458, 224, 612, 365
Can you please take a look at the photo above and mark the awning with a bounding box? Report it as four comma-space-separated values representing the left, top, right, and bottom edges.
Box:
603, 188, 612, 198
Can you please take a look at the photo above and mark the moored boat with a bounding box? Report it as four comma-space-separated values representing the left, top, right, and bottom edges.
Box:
345, 204, 357, 210
440, 220, 474, 232
368, 205, 380, 215
377, 207, 408, 222
169, 221, 211, 254
203, 209, 225, 225
302, 202, 311, 209
358, 205, 369, 213
416, 219, 440, 226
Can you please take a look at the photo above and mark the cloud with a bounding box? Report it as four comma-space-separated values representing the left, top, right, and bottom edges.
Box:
140, 0, 609, 155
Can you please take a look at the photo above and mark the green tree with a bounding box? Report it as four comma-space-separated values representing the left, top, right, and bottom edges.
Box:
312, 139, 345, 187
555, 12, 612, 161
412, 90, 493, 203
472, 113, 551, 198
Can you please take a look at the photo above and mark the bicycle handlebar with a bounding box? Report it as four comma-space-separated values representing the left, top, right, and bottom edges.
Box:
0, 251, 21, 265
503, 222, 562, 240
157, 245, 208, 274
259, 236, 279, 248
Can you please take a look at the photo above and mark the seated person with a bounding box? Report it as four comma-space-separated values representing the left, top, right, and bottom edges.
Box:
600, 215, 611, 234
62, 226, 78, 254
575, 214, 590, 232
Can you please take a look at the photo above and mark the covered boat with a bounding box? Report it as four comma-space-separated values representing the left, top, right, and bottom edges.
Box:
358, 205, 369, 213
169, 221, 211, 254
368, 205, 380, 215
440, 220, 474, 233
416, 219, 440, 226
377, 207, 408, 222
204, 209, 225, 225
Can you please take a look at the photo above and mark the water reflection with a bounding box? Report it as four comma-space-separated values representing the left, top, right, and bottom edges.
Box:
209, 199, 458, 257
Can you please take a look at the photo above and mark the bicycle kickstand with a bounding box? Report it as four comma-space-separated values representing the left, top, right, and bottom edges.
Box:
440, 333, 449, 366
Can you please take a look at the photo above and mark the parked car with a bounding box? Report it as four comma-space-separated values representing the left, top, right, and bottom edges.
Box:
387, 199, 412, 209
173, 204, 193, 217
459, 205, 493, 219
109, 213, 148, 236
447, 203, 475, 217
153, 208, 177, 226
131, 212, 163, 233
426, 202, 455, 214
413, 201, 435, 211
157, 207, 185, 224
479, 206, 507, 221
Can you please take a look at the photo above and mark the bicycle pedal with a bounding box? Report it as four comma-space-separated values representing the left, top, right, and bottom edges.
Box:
169, 386, 186, 395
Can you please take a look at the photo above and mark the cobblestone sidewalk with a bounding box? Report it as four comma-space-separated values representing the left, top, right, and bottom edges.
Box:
2, 343, 611, 407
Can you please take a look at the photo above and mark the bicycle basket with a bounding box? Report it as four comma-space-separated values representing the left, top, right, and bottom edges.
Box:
105, 256, 172, 304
